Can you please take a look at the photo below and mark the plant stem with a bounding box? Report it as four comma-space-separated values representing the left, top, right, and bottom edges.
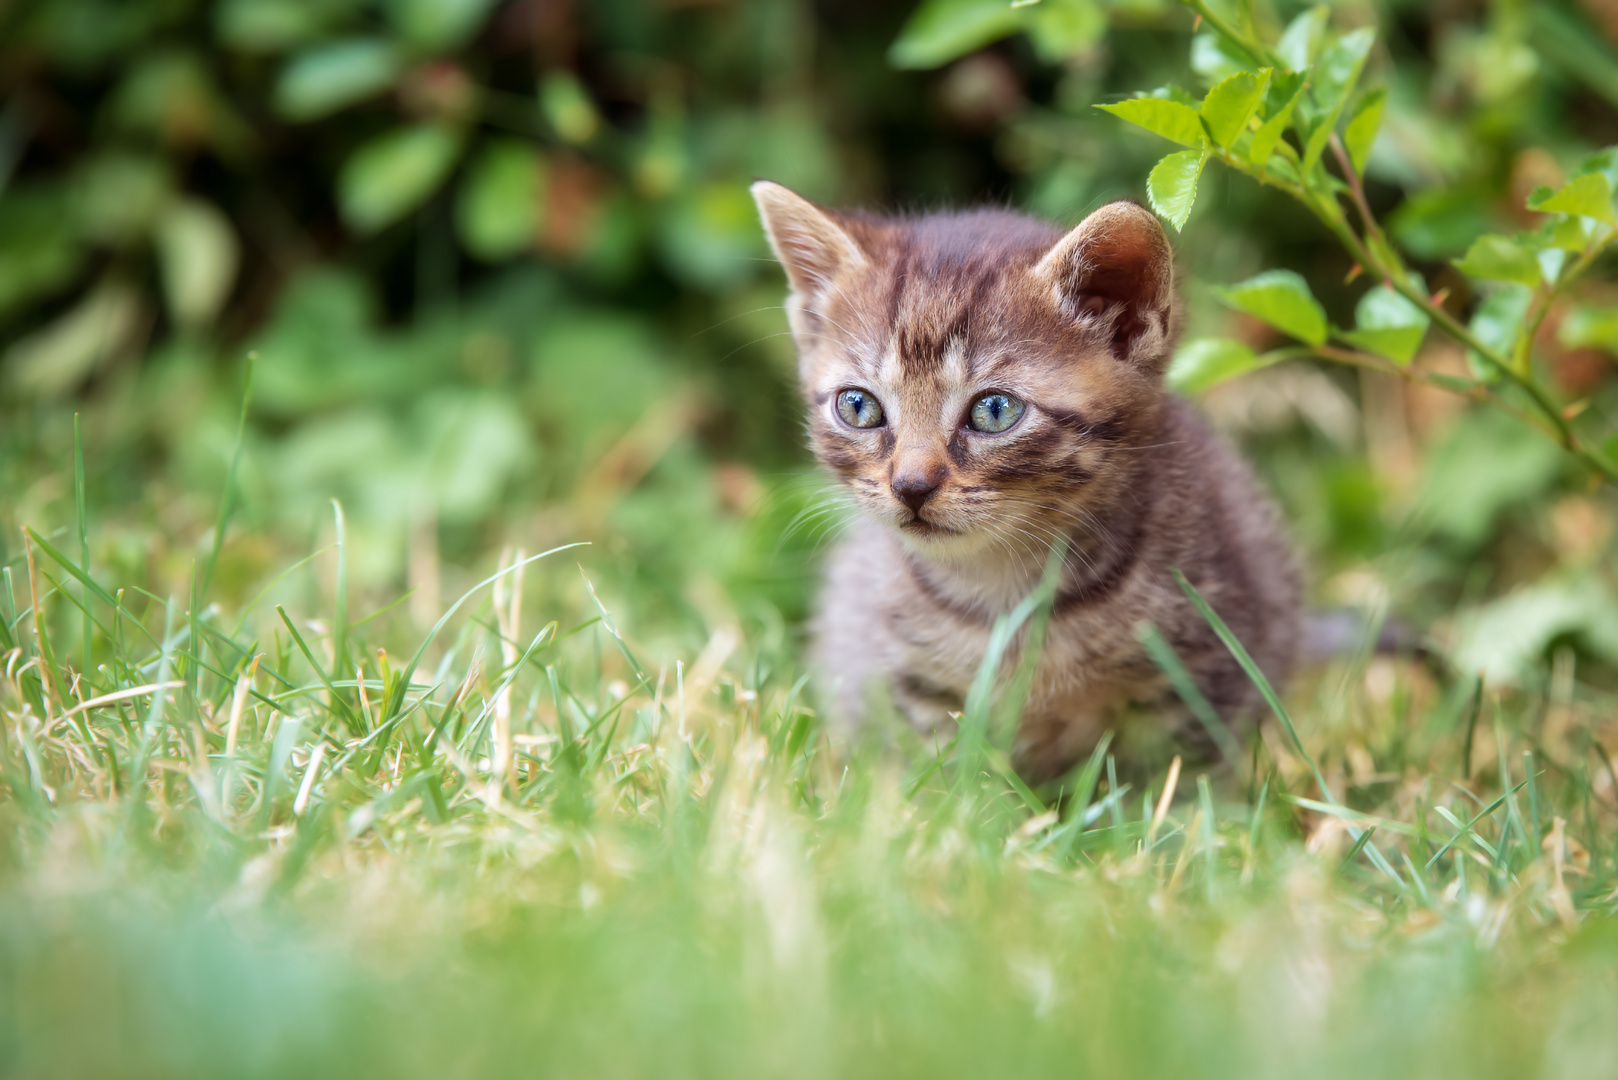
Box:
1179, 0, 1280, 68
1327, 133, 1399, 272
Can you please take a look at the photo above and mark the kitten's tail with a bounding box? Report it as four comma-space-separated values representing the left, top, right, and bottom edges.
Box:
1302, 609, 1430, 664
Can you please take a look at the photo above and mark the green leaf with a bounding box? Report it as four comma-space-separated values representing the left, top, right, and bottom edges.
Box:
1300, 28, 1375, 172
1147, 150, 1207, 232
1577, 147, 1618, 192
1340, 284, 1428, 365
1467, 285, 1531, 379
1526, 172, 1616, 226
1388, 187, 1494, 260
0, 186, 85, 319
385, 0, 499, 50
1249, 77, 1305, 165
1216, 269, 1327, 346
4, 282, 142, 397
1151, 84, 1202, 108
1453, 580, 1618, 686
1278, 6, 1330, 72
338, 125, 463, 235
275, 38, 400, 121
541, 72, 600, 144
1025, 0, 1106, 63
1190, 31, 1255, 83
1201, 69, 1271, 150
1095, 98, 1206, 148
155, 197, 239, 329
888, 0, 1021, 70
1166, 337, 1269, 394
1419, 407, 1561, 549
1342, 87, 1386, 174
1452, 234, 1543, 288
456, 141, 545, 262
1558, 305, 1618, 355
1544, 214, 1591, 252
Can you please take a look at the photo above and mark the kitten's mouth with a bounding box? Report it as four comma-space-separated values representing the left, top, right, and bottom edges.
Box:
901, 516, 956, 537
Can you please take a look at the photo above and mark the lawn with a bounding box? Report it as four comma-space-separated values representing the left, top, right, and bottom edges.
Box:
6, 0, 1618, 1075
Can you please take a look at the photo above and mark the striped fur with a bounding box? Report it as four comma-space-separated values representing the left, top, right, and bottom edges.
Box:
753, 182, 1301, 783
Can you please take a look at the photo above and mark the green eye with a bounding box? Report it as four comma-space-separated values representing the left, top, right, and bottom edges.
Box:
836, 389, 885, 429
968, 393, 1024, 433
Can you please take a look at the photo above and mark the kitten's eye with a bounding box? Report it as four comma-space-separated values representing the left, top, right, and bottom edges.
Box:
968, 393, 1024, 433
836, 389, 885, 429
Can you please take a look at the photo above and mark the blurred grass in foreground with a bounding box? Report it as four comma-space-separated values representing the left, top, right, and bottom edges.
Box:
5, 433, 1618, 1079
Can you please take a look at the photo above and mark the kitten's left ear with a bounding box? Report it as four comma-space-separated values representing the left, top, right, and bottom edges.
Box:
751, 180, 867, 305
1030, 201, 1175, 371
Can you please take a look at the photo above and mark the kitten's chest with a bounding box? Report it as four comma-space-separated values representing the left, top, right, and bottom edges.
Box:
886, 591, 1141, 703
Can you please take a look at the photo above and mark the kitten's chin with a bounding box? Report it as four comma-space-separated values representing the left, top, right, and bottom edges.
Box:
890, 516, 992, 558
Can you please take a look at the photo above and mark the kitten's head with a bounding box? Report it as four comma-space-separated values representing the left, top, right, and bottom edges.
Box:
752, 181, 1176, 564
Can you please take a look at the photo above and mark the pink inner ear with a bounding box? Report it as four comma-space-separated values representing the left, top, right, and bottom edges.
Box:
1074, 227, 1167, 311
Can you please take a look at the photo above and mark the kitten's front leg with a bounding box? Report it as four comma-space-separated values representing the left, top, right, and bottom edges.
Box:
1011, 706, 1114, 787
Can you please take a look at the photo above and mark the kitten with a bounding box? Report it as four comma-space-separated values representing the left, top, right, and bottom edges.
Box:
752, 181, 1302, 784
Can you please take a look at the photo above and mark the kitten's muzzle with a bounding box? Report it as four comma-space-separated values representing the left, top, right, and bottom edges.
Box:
891, 469, 944, 514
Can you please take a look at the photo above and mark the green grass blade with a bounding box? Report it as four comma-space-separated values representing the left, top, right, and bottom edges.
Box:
331, 500, 349, 683
1425, 781, 1528, 869
200, 353, 254, 602
579, 565, 643, 681
1171, 568, 1331, 801
25, 527, 119, 609
383, 544, 588, 723
275, 605, 362, 735
1137, 620, 1244, 771
74, 412, 92, 690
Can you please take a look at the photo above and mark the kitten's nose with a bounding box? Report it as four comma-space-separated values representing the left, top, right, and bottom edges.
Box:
891, 468, 944, 514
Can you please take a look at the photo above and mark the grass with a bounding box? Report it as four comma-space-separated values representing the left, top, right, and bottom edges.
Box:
5, 432, 1618, 1079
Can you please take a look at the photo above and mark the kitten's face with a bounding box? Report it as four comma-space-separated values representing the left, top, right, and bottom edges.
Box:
754, 185, 1175, 565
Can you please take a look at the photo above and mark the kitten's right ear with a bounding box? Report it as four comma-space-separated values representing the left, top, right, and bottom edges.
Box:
1030, 201, 1175, 371
751, 181, 866, 302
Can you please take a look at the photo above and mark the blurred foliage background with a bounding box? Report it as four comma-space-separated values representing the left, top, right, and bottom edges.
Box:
4, 0, 1618, 689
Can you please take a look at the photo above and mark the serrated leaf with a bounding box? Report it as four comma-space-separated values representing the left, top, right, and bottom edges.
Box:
1151, 84, 1201, 108
275, 38, 400, 121
338, 124, 462, 234
1217, 269, 1327, 346
1095, 98, 1206, 148
1526, 172, 1616, 226
1166, 337, 1268, 394
1577, 147, 1618, 192
888, 0, 1021, 70
1453, 234, 1542, 288
1341, 284, 1427, 364
1543, 214, 1592, 252
1342, 87, 1386, 175
1201, 69, 1271, 149
1277, 6, 1330, 72
1147, 150, 1207, 232
456, 141, 545, 261
1301, 28, 1376, 172
1249, 79, 1305, 165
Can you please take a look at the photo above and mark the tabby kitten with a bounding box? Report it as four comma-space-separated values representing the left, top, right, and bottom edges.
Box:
752, 181, 1301, 783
